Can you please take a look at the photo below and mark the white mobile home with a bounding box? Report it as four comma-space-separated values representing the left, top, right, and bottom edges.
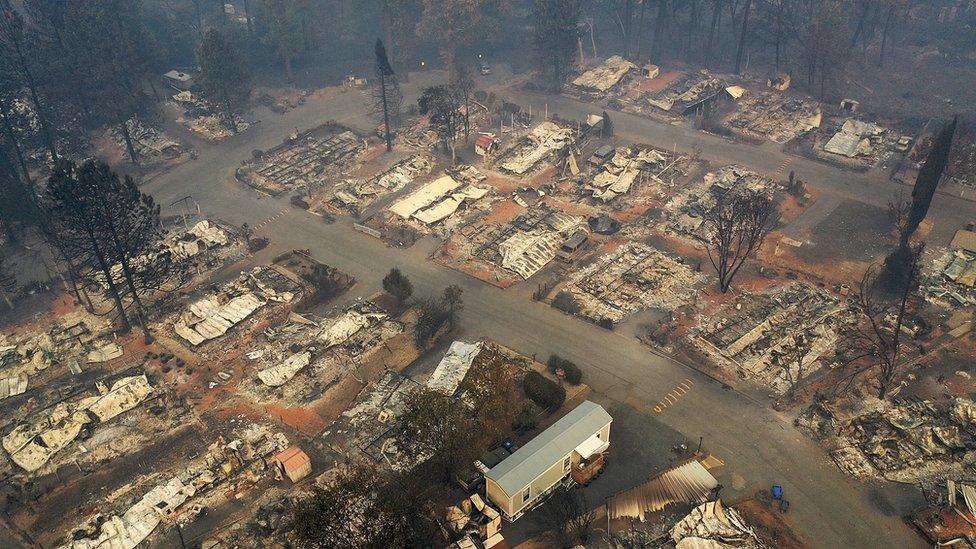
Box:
484, 400, 612, 520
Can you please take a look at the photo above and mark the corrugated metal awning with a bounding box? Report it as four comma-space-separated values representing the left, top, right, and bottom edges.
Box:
607, 460, 719, 522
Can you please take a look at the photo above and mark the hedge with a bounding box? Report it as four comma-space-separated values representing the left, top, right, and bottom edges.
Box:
523, 371, 566, 411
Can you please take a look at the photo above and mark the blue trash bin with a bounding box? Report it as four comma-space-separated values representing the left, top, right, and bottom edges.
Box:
771, 485, 783, 500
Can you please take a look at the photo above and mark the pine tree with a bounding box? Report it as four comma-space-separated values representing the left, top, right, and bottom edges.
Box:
533, 0, 582, 89
382, 267, 413, 302
46, 160, 179, 339
63, 0, 152, 164
196, 28, 251, 134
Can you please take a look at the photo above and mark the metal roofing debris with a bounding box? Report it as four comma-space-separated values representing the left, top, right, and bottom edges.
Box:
318, 309, 388, 348
3, 375, 153, 472
572, 56, 637, 93
951, 230, 976, 254
427, 341, 482, 395
0, 374, 28, 399
176, 292, 267, 346
499, 122, 575, 175
725, 85, 747, 100
249, 129, 362, 194
725, 91, 822, 143
498, 209, 587, 279
64, 476, 197, 549
389, 174, 461, 218
486, 400, 612, 496
412, 185, 489, 225
65, 426, 287, 549
606, 460, 719, 522
258, 351, 312, 387
645, 72, 725, 113
823, 119, 884, 158
698, 283, 843, 394
499, 230, 564, 279
86, 342, 123, 363
819, 397, 976, 482
671, 500, 760, 549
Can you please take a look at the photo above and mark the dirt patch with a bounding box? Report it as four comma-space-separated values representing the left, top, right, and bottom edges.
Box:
734, 497, 811, 549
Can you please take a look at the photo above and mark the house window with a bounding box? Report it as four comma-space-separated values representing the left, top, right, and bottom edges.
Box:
522, 488, 531, 503
563, 456, 571, 472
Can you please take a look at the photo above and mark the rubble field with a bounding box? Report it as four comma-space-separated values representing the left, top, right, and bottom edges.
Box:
552, 241, 705, 325
664, 165, 779, 241
723, 90, 822, 144
808, 115, 910, 168
692, 283, 847, 395
494, 121, 576, 176
437, 201, 588, 286
568, 55, 638, 98
323, 153, 434, 216
238, 123, 365, 196
385, 165, 493, 237
103, 118, 187, 165
570, 143, 694, 207
238, 300, 414, 408
801, 397, 976, 483
172, 90, 251, 141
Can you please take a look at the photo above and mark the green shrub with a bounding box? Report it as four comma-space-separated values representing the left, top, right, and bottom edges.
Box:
547, 354, 582, 385
523, 371, 565, 411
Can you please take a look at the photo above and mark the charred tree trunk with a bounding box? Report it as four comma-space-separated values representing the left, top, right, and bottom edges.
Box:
118, 118, 139, 164
705, 0, 723, 67
380, 72, 392, 152
733, 0, 752, 74
878, 6, 894, 68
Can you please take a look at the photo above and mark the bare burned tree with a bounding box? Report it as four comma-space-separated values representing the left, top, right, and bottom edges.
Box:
887, 190, 910, 239
700, 189, 777, 293
773, 330, 814, 402
540, 485, 597, 548
450, 63, 474, 142
372, 38, 402, 152
843, 243, 923, 400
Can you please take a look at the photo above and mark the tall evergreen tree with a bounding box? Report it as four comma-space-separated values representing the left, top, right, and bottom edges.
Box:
196, 28, 251, 134
63, 0, 152, 164
533, 0, 582, 89
0, 1, 58, 160
902, 116, 957, 246
46, 159, 178, 339
46, 160, 133, 331
372, 38, 401, 152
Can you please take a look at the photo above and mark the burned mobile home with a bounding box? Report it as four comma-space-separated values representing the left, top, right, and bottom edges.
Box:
569, 55, 638, 98
723, 91, 822, 144
326, 154, 434, 215
495, 121, 576, 176
553, 242, 704, 325
693, 283, 846, 394
576, 143, 691, 204
441, 202, 588, 285
641, 70, 727, 116
244, 301, 406, 404
63, 424, 292, 549
802, 397, 976, 483
666, 165, 778, 239
238, 123, 365, 196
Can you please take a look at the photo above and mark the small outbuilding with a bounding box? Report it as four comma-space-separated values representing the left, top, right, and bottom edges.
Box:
273, 446, 311, 483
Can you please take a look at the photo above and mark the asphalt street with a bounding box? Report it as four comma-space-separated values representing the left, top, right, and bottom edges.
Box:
136, 70, 946, 548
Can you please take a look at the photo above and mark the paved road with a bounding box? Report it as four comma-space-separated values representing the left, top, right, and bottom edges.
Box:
138, 72, 938, 548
